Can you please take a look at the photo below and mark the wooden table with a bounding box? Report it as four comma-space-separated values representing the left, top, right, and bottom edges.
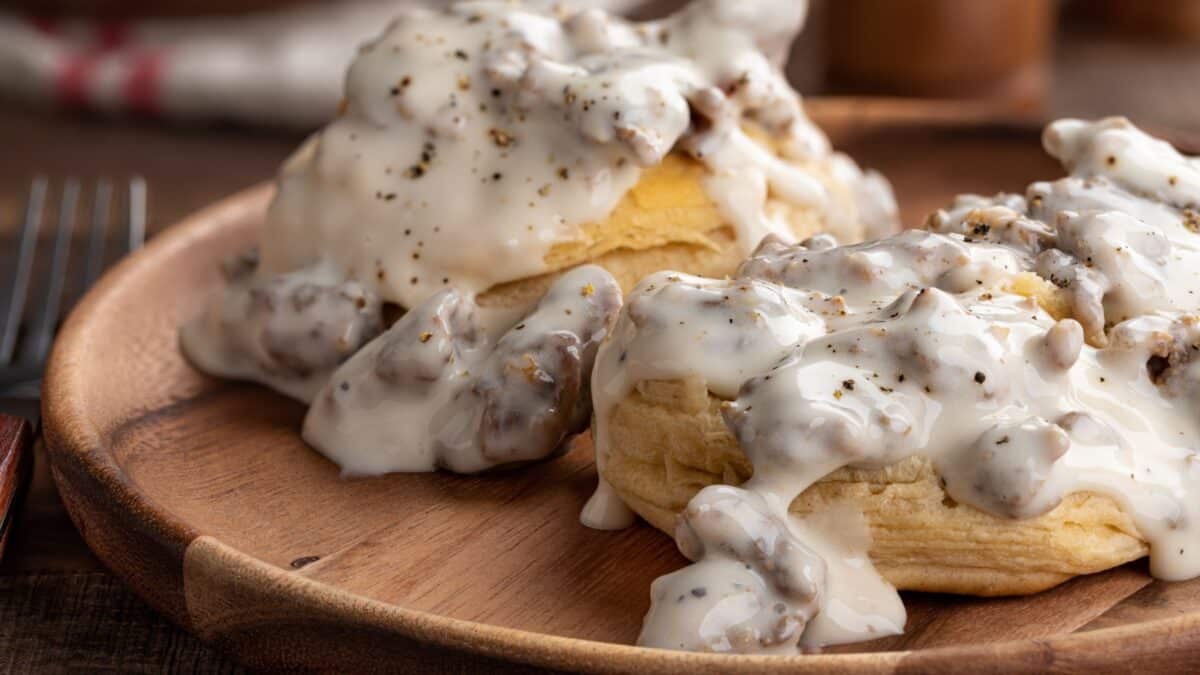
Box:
3, 24, 1200, 672
0, 108, 299, 672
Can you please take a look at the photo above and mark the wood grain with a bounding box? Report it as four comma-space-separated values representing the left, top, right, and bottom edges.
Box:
0, 571, 244, 674
0, 415, 32, 559
39, 122, 1200, 672
838, 564, 1153, 653
0, 442, 243, 671
1080, 576, 1200, 633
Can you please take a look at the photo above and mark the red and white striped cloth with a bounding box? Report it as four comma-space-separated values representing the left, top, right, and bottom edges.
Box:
0, 0, 641, 129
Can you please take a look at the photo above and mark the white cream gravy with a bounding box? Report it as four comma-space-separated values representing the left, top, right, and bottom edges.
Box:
590, 118, 1200, 652
257, 0, 895, 312
302, 264, 621, 474
181, 0, 895, 475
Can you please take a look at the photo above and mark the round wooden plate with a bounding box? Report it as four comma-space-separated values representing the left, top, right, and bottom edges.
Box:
42, 119, 1200, 673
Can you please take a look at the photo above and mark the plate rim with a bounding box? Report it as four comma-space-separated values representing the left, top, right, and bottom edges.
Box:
41, 175, 1200, 672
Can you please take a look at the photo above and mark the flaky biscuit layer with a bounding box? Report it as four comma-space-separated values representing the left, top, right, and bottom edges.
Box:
480, 151, 840, 307
601, 378, 1148, 596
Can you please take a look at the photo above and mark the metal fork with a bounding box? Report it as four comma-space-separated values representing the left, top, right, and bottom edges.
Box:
0, 176, 147, 412
0, 176, 146, 560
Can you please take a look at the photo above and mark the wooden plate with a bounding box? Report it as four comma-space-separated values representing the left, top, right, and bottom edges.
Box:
42, 119, 1200, 673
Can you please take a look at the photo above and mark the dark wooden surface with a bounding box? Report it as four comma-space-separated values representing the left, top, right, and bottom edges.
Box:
0, 416, 31, 559
0, 109, 297, 673
4, 23, 1200, 674
0, 570, 243, 673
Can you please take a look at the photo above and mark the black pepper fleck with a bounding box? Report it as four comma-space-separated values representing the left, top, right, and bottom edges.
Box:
489, 128, 514, 147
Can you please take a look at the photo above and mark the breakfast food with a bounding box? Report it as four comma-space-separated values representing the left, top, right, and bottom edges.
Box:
181, 0, 896, 474
588, 117, 1200, 652
303, 265, 621, 474
174, 0, 1200, 658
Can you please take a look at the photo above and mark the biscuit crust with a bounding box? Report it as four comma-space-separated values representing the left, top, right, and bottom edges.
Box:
600, 378, 1148, 596
481, 152, 840, 307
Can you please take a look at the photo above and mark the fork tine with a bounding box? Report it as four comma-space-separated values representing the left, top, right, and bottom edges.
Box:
84, 178, 112, 289
128, 175, 147, 252
21, 178, 79, 365
0, 177, 47, 365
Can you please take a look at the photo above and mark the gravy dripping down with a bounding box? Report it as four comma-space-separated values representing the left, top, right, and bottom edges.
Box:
590, 118, 1200, 651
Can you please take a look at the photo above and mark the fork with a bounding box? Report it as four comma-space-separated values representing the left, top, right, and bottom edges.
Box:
0, 176, 147, 406
0, 176, 146, 560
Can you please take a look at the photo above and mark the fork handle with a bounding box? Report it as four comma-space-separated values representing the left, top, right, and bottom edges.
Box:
0, 414, 33, 559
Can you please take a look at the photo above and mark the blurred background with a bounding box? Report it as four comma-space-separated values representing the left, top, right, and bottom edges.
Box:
5, 0, 1200, 129
1, 0, 1199, 233
1, 0, 1199, 229
3, 1, 1200, 670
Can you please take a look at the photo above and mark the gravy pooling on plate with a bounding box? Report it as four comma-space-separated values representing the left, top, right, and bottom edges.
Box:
589, 118, 1200, 652
303, 265, 621, 474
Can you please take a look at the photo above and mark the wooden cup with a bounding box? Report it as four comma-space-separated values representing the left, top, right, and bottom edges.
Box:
825, 0, 1055, 113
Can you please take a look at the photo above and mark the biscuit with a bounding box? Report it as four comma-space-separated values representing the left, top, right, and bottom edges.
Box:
480, 152, 851, 308
601, 377, 1148, 596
